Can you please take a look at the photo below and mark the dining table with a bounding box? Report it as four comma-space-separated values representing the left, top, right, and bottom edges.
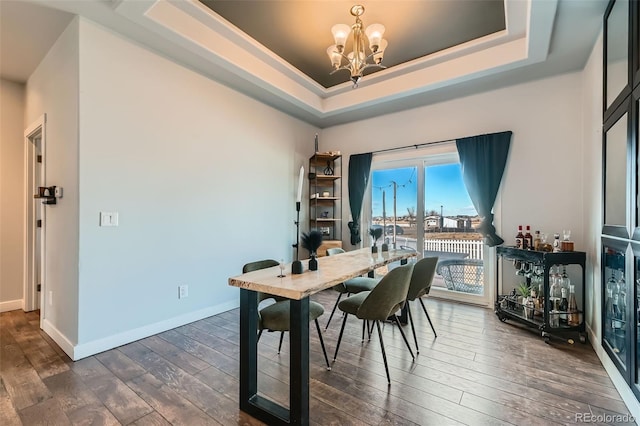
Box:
228, 247, 417, 425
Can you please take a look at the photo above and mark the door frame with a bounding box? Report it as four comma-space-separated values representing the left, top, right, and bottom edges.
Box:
23, 114, 46, 322
366, 143, 497, 308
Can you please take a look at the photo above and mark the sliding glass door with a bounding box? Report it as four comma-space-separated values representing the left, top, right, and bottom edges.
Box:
367, 146, 492, 306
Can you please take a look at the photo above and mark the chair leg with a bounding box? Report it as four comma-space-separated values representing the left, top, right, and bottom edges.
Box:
368, 320, 374, 340
375, 320, 391, 385
257, 329, 263, 341
325, 293, 343, 330
419, 298, 437, 337
361, 320, 366, 341
392, 315, 415, 360
314, 319, 331, 370
406, 302, 419, 354
333, 313, 349, 361
278, 331, 285, 354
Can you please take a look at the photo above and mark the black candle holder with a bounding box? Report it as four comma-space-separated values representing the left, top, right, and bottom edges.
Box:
291, 201, 303, 274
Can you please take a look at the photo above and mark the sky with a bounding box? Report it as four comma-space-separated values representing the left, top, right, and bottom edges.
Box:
371, 163, 477, 217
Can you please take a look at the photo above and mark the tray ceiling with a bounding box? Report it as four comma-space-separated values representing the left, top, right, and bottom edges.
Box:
199, 1, 506, 88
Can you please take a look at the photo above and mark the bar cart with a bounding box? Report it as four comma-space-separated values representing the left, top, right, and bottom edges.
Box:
495, 246, 587, 344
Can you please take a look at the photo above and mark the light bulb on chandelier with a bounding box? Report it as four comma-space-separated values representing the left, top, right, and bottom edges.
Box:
327, 5, 387, 88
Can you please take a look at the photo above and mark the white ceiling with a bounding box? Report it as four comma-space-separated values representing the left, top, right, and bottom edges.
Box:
0, 1, 74, 83
0, 0, 607, 128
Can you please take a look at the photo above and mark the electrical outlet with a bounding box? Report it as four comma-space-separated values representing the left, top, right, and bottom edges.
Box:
178, 285, 188, 299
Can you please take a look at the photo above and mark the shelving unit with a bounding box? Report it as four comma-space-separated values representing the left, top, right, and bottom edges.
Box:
309, 153, 342, 256
600, 0, 640, 399
495, 246, 587, 344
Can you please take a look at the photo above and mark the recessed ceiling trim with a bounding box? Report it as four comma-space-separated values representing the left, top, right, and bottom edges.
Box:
113, 0, 556, 120
320, 38, 530, 119
523, 0, 558, 61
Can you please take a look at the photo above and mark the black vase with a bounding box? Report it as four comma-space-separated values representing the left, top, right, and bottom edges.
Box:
309, 254, 318, 271
382, 243, 389, 252
371, 245, 378, 254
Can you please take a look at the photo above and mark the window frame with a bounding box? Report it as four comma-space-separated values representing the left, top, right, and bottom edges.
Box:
365, 143, 497, 308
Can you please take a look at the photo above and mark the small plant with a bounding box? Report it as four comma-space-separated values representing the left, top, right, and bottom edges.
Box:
301, 230, 323, 271
516, 283, 530, 298
369, 227, 383, 247
301, 230, 323, 255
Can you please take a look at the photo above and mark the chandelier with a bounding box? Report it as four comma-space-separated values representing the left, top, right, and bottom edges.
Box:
326, 5, 387, 88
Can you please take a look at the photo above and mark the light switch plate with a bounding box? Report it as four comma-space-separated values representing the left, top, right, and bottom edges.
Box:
100, 212, 118, 227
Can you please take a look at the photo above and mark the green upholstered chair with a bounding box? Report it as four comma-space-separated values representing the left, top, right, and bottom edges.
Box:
332, 263, 415, 384
324, 247, 378, 329
405, 257, 439, 354
242, 260, 331, 370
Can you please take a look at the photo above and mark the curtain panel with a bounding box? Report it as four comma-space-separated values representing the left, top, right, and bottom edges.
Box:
456, 131, 512, 247
348, 153, 373, 245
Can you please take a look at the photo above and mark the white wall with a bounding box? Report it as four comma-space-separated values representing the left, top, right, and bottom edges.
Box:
73, 19, 316, 358
24, 18, 80, 350
322, 72, 585, 255
0, 78, 25, 312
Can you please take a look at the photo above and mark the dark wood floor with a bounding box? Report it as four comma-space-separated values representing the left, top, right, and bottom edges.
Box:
0, 290, 634, 425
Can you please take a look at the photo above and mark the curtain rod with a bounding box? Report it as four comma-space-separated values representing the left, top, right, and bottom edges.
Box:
371, 138, 455, 155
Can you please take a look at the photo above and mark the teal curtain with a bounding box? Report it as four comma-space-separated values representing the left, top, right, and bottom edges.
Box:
456, 131, 512, 247
348, 153, 372, 245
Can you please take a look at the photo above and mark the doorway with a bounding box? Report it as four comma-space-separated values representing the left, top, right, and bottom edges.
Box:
366, 144, 493, 307
24, 115, 46, 323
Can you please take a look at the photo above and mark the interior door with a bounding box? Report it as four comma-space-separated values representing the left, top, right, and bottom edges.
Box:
33, 135, 42, 310
24, 115, 46, 316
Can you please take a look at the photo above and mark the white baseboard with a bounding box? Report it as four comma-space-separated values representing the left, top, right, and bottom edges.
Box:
0, 299, 23, 313
586, 324, 640, 422
42, 318, 75, 358
71, 300, 239, 361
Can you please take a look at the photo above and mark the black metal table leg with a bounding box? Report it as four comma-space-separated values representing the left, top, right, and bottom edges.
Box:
239, 289, 310, 425
290, 298, 310, 424
239, 289, 258, 413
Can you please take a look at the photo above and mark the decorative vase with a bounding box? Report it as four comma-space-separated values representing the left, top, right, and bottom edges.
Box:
371, 245, 378, 254
309, 253, 318, 271
381, 243, 388, 252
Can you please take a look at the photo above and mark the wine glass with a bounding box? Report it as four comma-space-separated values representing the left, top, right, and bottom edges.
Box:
277, 259, 286, 277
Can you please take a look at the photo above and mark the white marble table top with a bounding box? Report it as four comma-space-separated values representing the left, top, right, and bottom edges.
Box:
228, 248, 417, 300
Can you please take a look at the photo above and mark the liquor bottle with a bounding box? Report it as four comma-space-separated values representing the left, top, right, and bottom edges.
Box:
524, 226, 533, 250
559, 287, 568, 324
567, 284, 580, 326
617, 285, 627, 354
559, 266, 571, 324
612, 291, 622, 353
533, 230, 541, 250
549, 267, 561, 327
604, 287, 614, 339
537, 281, 545, 313
515, 225, 524, 249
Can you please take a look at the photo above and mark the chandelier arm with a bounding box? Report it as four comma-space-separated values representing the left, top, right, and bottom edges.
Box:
361, 63, 387, 72
364, 50, 384, 62
329, 65, 352, 75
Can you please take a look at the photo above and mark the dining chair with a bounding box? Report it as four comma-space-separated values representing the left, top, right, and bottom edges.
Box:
242, 260, 331, 370
405, 257, 439, 354
332, 263, 415, 384
324, 247, 378, 329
